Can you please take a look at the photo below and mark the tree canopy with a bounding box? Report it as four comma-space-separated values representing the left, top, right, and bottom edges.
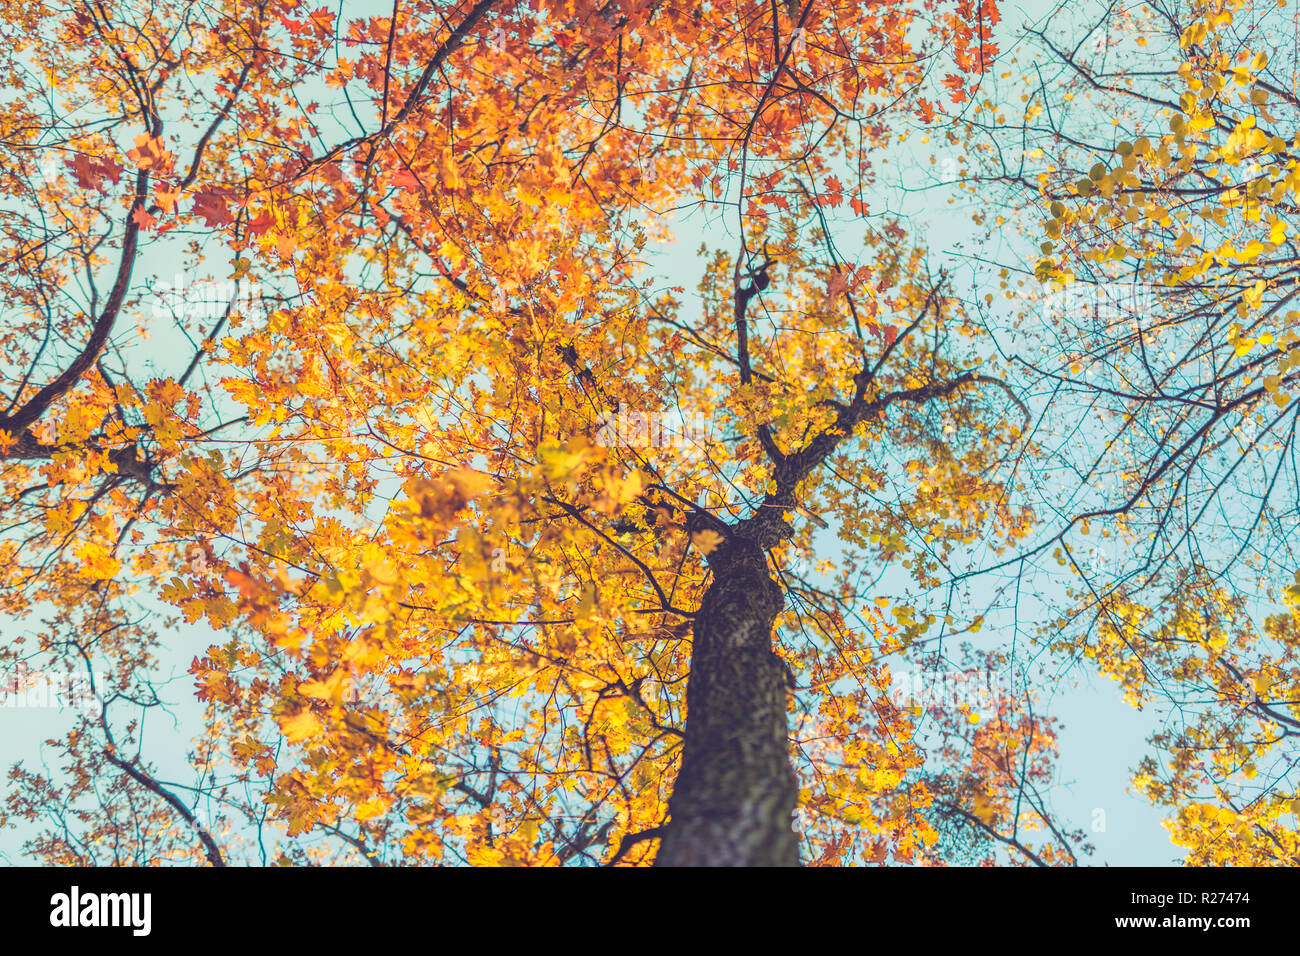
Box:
0, 0, 1295, 867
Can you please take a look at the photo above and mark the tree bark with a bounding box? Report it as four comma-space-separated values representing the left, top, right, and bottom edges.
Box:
656, 533, 799, 866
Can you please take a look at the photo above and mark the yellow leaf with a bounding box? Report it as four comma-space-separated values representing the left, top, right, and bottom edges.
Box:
439, 148, 464, 190
299, 669, 347, 702
75, 541, 122, 580
354, 797, 389, 822
972, 794, 997, 824
466, 842, 505, 866
444, 467, 493, 500
365, 555, 399, 585
538, 443, 589, 481
691, 529, 724, 555
280, 709, 324, 742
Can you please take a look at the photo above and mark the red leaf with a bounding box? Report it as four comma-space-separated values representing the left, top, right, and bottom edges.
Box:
131, 205, 157, 230
67, 154, 123, 191
309, 7, 334, 36
246, 209, 275, 236
392, 169, 422, 190
100, 158, 124, 185
193, 190, 233, 227
942, 74, 968, 104
69, 154, 103, 190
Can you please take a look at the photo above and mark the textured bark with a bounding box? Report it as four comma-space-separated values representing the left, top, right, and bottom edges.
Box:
656, 534, 799, 866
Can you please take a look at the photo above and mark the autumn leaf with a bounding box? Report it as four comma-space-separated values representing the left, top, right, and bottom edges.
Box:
272, 231, 297, 259
130, 205, 158, 230
193, 190, 233, 227
691, 529, 724, 555
299, 669, 347, 702
438, 148, 464, 190
443, 467, 493, 501
75, 541, 122, 580
246, 209, 276, 236
392, 168, 423, 190
279, 709, 324, 743
68, 153, 122, 190
126, 133, 173, 173
153, 183, 182, 214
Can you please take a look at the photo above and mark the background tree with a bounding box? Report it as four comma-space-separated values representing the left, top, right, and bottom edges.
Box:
0, 0, 1088, 866
964, 0, 1300, 864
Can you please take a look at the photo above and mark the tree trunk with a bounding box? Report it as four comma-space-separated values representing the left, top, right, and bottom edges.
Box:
656, 534, 799, 866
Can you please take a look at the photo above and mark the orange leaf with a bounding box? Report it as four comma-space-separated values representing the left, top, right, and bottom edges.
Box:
130, 205, 157, 230
126, 133, 173, 173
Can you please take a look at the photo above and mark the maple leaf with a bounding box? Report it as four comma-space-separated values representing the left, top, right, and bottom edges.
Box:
299, 669, 347, 702
392, 168, 423, 190
192, 190, 233, 227
308, 7, 335, 37
68, 153, 120, 191
941, 75, 968, 105
74, 541, 121, 580
126, 133, 173, 173
246, 209, 275, 235
443, 467, 493, 502
868, 838, 889, 863
354, 797, 389, 822
691, 529, 724, 555
100, 158, 124, 185
153, 183, 182, 214
130, 205, 158, 230
279, 709, 324, 743
272, 231, 298, 259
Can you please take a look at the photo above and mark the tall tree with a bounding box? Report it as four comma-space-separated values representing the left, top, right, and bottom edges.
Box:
1, 0, 1087, 866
